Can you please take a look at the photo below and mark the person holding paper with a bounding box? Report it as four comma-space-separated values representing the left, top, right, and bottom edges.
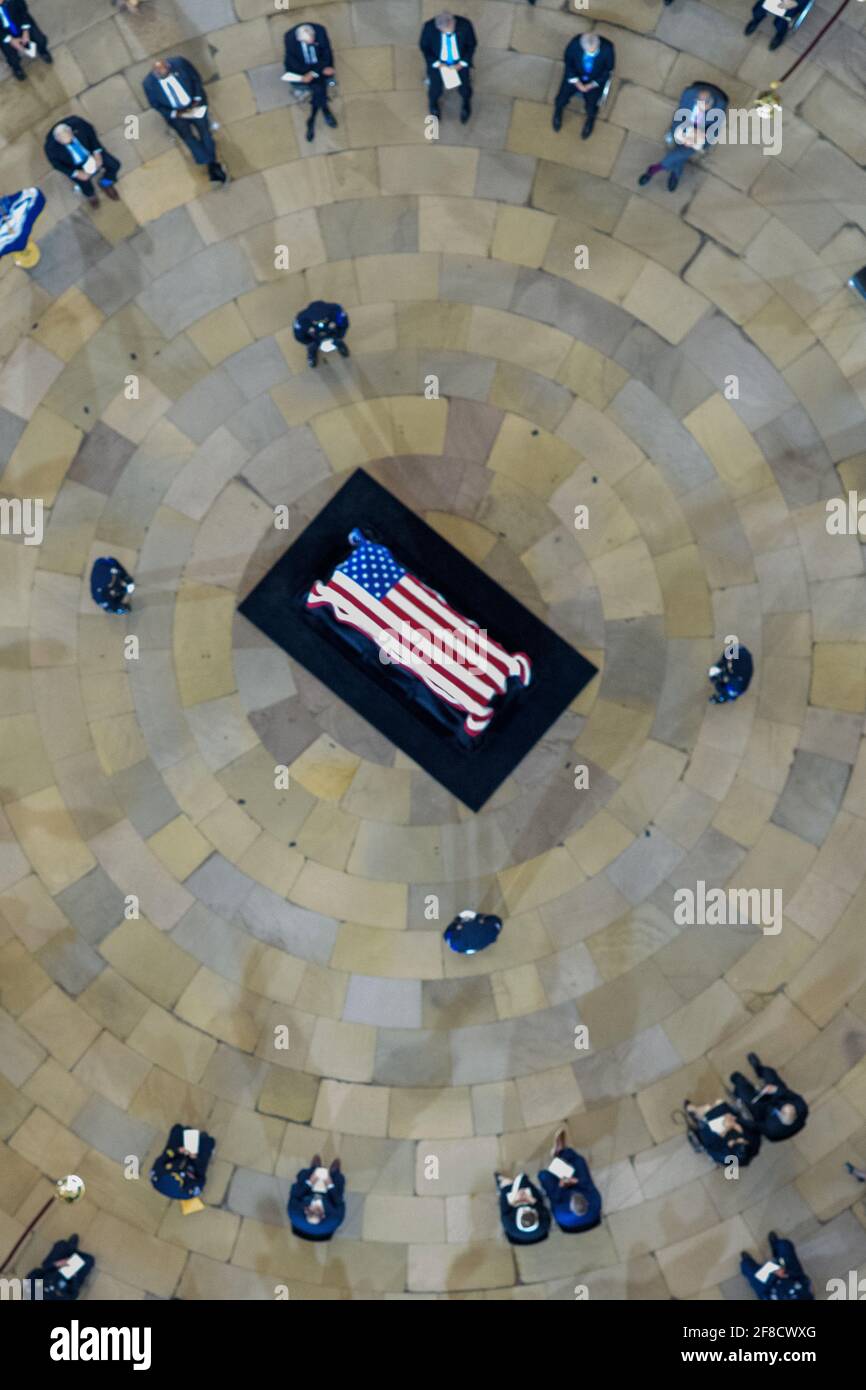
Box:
283, 22, 337, 143
740, 1233, 814, 1300
419, 11, 477, 124
639, 84, 728, 193
45, 119, 121, 209
90, 557, 135, 615
443, 909, 502, 956
745, 0, 808, 51
494, 1171, 551, 1245
143, 57, 227, 184
729, 1052, 808, 1142
537, 1128, 602, 1233
293, 299, 350, 369
0, 1, 52, 81
150, 1124, 215, 1199
27, 1234, 94, 1301
685, 1098, 761, 1167
288, 1155, 346, 1240
552, 31, 615, 140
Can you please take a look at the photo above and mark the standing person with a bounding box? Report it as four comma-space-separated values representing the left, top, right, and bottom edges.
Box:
537, 1127, 602, 1233
552, 31, 615, 139
443, 909, 502, 956
708, 642, 753, 704
143, 57, 227, 185
730, 1052, 808, 1141
44, 120, 121, 208
419, 11, 477, 124
150, 1124, 215, 1199
288, 1156, 346, 1240
740, 1233, 814, 1300
26, 1235, 94, 1301
494, 1171, 550, 1245
745, 0, 808, 50
90, 557, 135, 614
0, 1, 52, 81
292, 299, 350, 368
639, 84, 728, 193
283, 21, 337, 143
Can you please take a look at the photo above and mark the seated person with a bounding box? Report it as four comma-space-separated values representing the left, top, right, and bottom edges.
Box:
283, 21, 337, 142
293, 299, 350, 368
26, 1234, 94, 1301
44, 118, 121, 208
745, 0, 808, 51
288, 1155, 345, 1240
708, 643, 753, 704
639, 83, 728, 193
90, 557, 134, 614
730, 1051, 808, 1141
685, 1098, 760, 1167
537, 1127, 602, 1232
443, 909, 502, 955
419, 11, 476, 123
552, 30, 615, 139
150, 1124, 215, 1199
741, 1232, 814, 1300
495, 1170, 550, 1245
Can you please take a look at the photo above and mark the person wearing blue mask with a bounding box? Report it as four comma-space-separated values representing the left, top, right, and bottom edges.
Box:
537, 1127, 602, 1233
443, 909, 502, 955
0, 1, 51, 81
45, 119, 121, 209
420, 11, 477, 124
741, 1233, 814, 1301
288, 1156, 346, 1240
552, 31, 615, 139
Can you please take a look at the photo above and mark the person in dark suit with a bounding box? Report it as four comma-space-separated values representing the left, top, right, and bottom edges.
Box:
745, 0, 808, 50
552, 31, 615, 139
283, 21, 337, 143
537, 1127, 602, 1233
143, 57, 227, 184
419, 11, 477, 124
45, 119, 121, 208
288, 1155, 346, 1240
150, 1124, 215, 1199
741, 1233, 814, 1300
26, 1234, 94, 1301
90, 557, 134, 614
293, 299, 350, 368
708, 642, 753, 704
730, 1052, 808, 1142
495, 1170, 550, 1245
686, 1097, 761, 1167
639, 83, 728, 192
0, 1, 51, 80
443, 910, 502, 955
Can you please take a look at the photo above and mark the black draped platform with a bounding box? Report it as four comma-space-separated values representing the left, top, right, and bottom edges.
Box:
239, 469, 598, 811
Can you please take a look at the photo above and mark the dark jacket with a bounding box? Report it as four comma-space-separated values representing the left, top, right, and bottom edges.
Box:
143, 57, 207, 122
563, 35, 615, 88
444, 912, 502, 955
419, 17, 477, 72
283, 22, 333, 76
150, 1124, 215, 1199
44, 117, 104, 180
537, 1149, 602, 1233
497, 1177, 551, 1245
27, 1238, 94, 1302
697, 1103, 760, 1167
292, 300, 349, 345
288, 1167, 346, 1240
0, 1, 36, 40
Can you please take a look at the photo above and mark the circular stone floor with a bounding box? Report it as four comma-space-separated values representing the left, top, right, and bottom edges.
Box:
1, 0, 866, 1301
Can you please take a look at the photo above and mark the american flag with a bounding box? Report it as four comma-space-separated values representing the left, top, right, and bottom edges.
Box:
306, 529, 532, 737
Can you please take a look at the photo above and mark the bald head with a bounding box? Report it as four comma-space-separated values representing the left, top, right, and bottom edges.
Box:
53, 123, 74, 144
435, 12, 456, 33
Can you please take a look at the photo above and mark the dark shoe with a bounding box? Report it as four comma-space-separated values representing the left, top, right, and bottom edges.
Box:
744, 18, 760, 33
310, 1154, 322, 1169
208, 161, 226, 183
768, 1231, 779, 1245
667, 172, 679, 192
429, 105, 440, 120
104, 185, 120, 202
68, 1234, 79, 1248
581, 115, 595, 140
460, 106, 471, 124
305, 120, 315, 142
323, 108, 337, 129
329, 1157, 341, 1176
638, 170, 653, 186
86, 194, 100, 209
13, 69, 26, 81
552, 108, 563, 133
336, 340, 350, 358
307, 353, 318, 369
747, 1052, 762, 1073
769, 32, 785, 50
41, 51, 53, 64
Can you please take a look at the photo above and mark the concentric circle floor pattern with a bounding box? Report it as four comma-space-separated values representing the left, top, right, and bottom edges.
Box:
1, 0, 866, 1300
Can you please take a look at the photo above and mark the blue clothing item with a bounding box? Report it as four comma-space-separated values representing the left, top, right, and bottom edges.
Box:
497, 1176, 551, 1245
67, 137, 90, 166
580, 50, 596, 75
696, 1103, 761, 1167
27, 1239, 94, 1302
90, 556, 133, 613
0, 6, 21, 37
537, 1149, 602, 1232
710, 645, 754, 703
150, 1125, 215, 1199
444, 912, 502, 955
288, 1167, 346, 1240
293, 300, 349, 345
741, 1238, 813, 1301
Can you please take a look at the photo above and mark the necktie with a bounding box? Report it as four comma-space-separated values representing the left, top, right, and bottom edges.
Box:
161, 74, 189, 109
68, 138, 90, 166
1, 5, 20, 36
448, 34, 456, 62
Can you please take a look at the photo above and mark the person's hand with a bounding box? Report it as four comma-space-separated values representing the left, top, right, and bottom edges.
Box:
93, 151, 104, 167
559, 1176, 578, 1187
323, 66, 335, 76
73, 170, 86, 180
458, 61, 467, 67
302, 72, 315, 83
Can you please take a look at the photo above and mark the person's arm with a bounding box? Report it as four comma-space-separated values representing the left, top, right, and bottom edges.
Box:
462, 21, 477, 66
320, 30, 334, 69
420, 23, 438, 68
